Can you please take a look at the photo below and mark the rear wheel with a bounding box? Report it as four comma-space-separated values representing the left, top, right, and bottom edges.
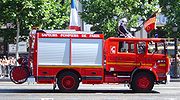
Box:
57, 72, 79, 92
131, 72, 154, 92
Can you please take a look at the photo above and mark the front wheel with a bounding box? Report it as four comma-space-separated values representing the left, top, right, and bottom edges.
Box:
131, 72, 154, 92
57, 72, 79, 92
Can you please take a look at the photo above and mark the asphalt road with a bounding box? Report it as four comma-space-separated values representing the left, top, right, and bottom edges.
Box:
0, 82, 179, 100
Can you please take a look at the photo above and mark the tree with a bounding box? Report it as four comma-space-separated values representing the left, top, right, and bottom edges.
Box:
0, 0, 70, 43
0, 0, 29, 58
27, 0, 70, 30
159, 0, 180, 38
80, 0, 159, 38
0, 0, 70, 59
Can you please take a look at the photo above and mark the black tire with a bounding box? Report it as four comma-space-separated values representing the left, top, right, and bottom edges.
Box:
131, 72, 154, 92
57, 72, 79, 92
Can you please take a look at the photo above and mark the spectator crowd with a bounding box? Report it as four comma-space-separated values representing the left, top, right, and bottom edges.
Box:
0, 56, 16, 79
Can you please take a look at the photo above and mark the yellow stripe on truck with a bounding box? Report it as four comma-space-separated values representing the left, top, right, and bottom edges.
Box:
107, 62, 140, 66
159, 64, 166, 67
107, 62, 152, 66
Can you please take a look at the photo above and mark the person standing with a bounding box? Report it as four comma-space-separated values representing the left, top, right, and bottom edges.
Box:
177, 53, 180, 77
118, 18, 134, 38
2, 56, 9, 77
0, 58, 2, 78
1, 57, 6, 78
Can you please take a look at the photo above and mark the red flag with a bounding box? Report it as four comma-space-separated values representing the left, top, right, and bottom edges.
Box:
144, 14, 156, 33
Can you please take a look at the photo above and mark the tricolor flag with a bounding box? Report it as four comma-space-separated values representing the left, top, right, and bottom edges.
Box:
144, 13, 157, 33
69, 0, 81, 31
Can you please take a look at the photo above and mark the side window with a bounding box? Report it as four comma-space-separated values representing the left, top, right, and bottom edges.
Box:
118, 42, 125, 52
128, 43, 135, 53
148, 42, 164, 54
118, 42, 135, 53
137, 42, 146, 54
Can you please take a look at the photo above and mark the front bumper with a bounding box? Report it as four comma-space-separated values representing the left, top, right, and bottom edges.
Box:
156, 74, 170, 84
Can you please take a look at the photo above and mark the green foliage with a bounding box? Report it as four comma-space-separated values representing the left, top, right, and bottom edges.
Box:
0, 0, 70, 43
0, 29, 16, 42
159, 0, 180, 38
80, 0, 159, 38
26, 0, 70, 29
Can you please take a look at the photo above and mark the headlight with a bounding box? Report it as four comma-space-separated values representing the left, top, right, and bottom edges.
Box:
157, 60, 165, 63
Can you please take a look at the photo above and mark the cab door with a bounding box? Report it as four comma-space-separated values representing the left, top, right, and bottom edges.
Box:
115, 41, 136, 72
106, 40, 136, 72
136, 41, 153, 68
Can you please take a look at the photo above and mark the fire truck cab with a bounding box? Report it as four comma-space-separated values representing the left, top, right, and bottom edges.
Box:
10, 30, 170, 92
105, 37, 170, 92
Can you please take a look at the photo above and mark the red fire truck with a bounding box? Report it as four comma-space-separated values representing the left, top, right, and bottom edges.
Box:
10, 30, 170, 92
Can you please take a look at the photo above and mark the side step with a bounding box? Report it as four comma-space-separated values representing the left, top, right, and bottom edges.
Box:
104, 75, 131, 83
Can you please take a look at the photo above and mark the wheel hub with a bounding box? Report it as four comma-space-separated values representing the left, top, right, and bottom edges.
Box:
62, 76, 75, 89
137, 77, 150, 89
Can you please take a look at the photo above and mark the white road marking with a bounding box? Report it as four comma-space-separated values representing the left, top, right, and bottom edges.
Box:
41, 98, 53, 100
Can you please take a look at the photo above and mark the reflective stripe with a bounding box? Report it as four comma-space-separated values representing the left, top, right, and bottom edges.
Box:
107, 62, 152, 66
159, 64, 166, 67
107, 62, 140, 66
142, 63, 152, 66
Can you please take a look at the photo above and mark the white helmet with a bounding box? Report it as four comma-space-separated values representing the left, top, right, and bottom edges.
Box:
118, 18, 128, 26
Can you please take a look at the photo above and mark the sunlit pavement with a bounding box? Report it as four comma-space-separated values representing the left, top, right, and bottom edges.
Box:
0, 81, 179, 100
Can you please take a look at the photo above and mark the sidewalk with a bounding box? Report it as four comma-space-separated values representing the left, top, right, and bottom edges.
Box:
0, 77, 10, 82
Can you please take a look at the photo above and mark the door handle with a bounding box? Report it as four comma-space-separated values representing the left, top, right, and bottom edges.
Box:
139, 62, 142, 66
